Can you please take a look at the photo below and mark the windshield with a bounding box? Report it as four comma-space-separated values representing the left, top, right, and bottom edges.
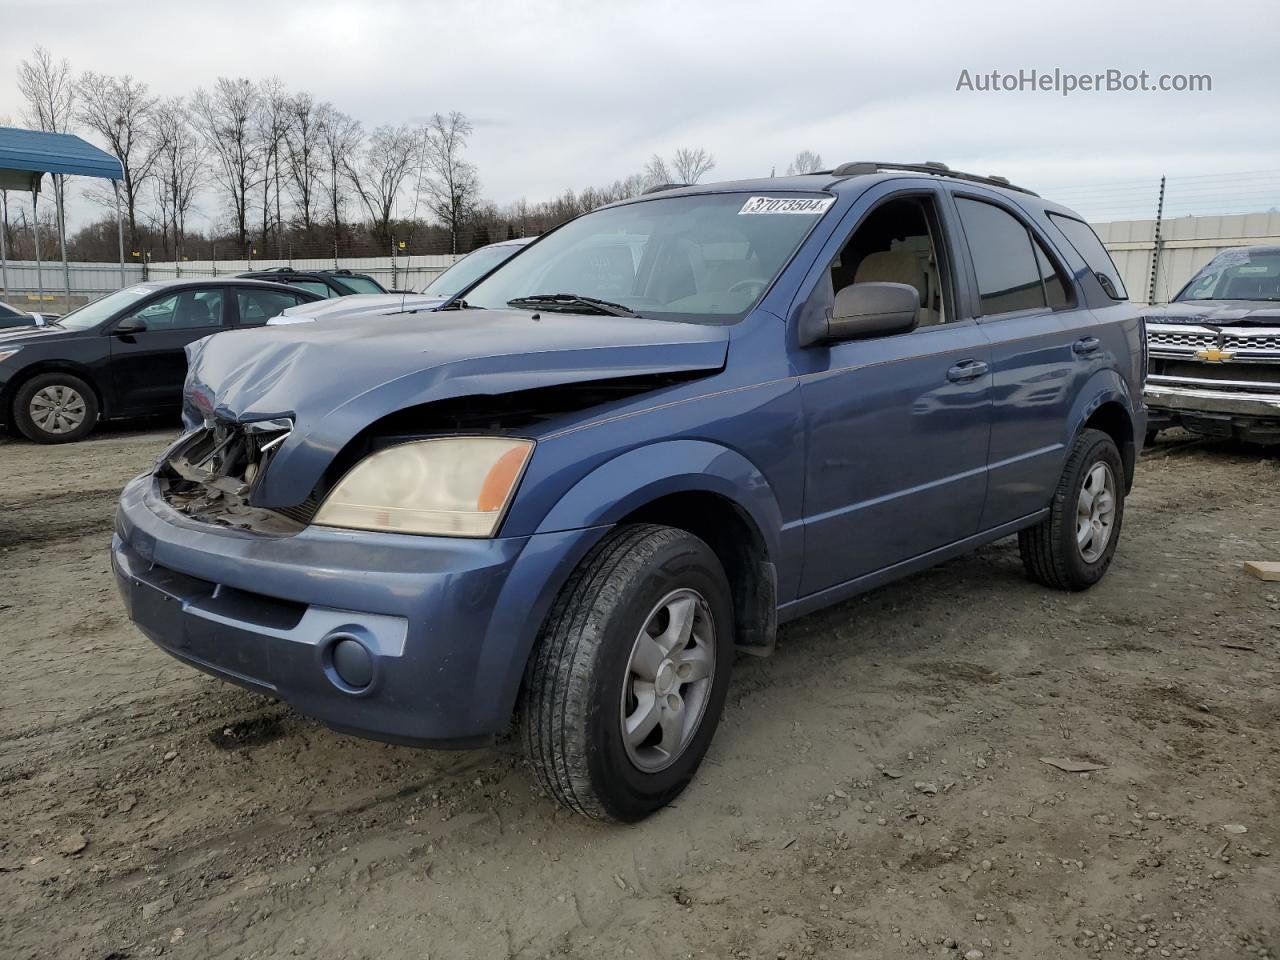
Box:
1177, 249, 1280, 302
463, 192, 833, 323
423, 243, 526, 295
55, 286, 155, 330
333, 275, 385, 295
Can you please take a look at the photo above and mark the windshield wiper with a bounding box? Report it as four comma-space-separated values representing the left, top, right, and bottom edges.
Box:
507, 293, 638, 317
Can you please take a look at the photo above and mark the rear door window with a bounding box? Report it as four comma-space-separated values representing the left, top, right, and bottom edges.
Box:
237, 289, 304, 326
1049, 213, 1128, 300
956, 198, 1047, 315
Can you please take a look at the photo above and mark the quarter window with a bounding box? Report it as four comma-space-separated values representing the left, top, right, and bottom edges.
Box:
1049, 213, 1128, 300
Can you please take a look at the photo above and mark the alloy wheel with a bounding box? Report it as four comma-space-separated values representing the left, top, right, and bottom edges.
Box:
620, 588, 717, 773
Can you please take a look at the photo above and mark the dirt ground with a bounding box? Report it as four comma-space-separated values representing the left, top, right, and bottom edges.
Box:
1, 425, 1277, 960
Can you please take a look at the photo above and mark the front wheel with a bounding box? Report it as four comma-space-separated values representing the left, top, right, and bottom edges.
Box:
519, 524, 734, 822
1019, 428, 1125, 591
13, 372, 99, 443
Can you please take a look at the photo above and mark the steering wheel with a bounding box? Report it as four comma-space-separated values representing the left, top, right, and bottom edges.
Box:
728, 279, 766, 297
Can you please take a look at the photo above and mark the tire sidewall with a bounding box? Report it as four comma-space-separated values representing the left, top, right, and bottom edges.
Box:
14, 372, 98, 444
1058, 431, 1125, 587
585, 536, 734, 821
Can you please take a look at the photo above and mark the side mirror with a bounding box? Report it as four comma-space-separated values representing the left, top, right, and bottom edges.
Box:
114, 319, 147, 336
825, 282, 920, 342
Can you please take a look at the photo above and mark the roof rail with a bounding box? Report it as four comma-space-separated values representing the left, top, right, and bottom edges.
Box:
829, 160, 1038, 197
642, 182, 689, 195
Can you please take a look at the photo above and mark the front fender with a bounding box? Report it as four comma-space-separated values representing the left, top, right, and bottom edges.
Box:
534, 439, 785, 564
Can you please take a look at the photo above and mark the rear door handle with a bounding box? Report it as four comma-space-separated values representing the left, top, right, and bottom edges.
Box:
1073, 336, 1102, 356
946, 359, 989, 383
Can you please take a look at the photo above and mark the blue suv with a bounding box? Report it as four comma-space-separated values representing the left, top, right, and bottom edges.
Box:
112, 162, 1145, 821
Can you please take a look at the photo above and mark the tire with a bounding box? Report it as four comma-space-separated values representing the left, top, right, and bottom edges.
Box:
13, 372, 99, 444
519, 523, 734, 822
1019, 428, 1125, 591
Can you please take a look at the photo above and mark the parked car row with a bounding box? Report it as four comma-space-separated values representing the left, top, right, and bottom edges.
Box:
0, 279, 324, 442
109, 162, 1147, 821
0, 251, 522, 442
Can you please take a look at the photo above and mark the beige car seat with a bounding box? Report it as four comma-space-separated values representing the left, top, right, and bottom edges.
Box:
853, 250, 940, 326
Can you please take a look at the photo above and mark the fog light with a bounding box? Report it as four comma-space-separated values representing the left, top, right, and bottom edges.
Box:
331, 637, 373, 689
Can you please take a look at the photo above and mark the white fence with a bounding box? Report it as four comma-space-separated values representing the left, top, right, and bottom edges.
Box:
1093, 212, 1280, 305
5, 212, 1280, 309
0, 254, 462, 305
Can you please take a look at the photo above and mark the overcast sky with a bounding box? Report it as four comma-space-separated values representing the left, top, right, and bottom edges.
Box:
2, 0, 1278, 229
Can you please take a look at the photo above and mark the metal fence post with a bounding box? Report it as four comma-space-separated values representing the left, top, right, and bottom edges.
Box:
0, 189, 8, 299
55, 175, 71, 313
1148, 175, 1166, 305
31, 188, 44, 306
113, 180, 126, 290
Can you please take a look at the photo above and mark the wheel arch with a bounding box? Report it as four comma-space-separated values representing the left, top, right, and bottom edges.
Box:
1067, 371, 1137, 491
483, 440, 786, 733
2, 360, 105, 427
534, 439, 784, 655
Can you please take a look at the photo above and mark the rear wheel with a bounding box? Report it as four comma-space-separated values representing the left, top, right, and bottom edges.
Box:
13, 372, 99, 444
1019, 428, 1125, 591
519, 524, 734, 822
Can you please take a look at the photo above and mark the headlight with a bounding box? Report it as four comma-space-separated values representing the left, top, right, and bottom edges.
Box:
313, 437, 533, 537
0, 347, 22, 363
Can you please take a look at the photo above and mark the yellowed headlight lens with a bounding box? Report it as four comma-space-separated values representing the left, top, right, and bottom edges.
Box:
313, 437, 533, 537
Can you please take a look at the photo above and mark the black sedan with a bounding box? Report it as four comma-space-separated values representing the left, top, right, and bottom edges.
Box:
0, 278, 321, 443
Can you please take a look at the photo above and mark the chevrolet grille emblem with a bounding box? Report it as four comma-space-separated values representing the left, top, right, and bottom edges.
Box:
1195, 347, 1234, 362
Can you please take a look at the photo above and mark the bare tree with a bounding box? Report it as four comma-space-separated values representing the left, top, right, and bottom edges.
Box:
284, 91, 322, 231
643, 154, 672, 188
17, 46, 77, 265
76, 72, 160, 249
786, 150, 824, 176
670, 147, 716, 184
150, 98, 204, 261
421, 111, 479, 255
191, 78, 260, 250
255, 77, 290, 256
316, 103, 362, 251
343, 123, 420, 247
17, 46, 76, 133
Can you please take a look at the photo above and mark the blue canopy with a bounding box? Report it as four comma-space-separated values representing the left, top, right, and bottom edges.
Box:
0, 126, 126, 307
0, 126, 123, 180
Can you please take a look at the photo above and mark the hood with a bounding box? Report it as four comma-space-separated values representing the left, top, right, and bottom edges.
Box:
184, 308, 730, 508
0, 322, 81, 346
270, 293, 445, 325
1145, 300, 1280, 327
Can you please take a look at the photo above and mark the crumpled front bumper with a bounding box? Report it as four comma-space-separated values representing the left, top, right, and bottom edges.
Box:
112, 472, 606, 746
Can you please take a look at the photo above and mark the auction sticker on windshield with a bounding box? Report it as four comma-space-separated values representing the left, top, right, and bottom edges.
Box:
738, 196, 834, 215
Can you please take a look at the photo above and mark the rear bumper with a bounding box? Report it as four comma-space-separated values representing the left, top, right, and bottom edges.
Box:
112, 473, 607, 746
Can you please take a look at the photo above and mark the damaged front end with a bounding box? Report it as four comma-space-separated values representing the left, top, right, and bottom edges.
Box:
158, 418, 307, 535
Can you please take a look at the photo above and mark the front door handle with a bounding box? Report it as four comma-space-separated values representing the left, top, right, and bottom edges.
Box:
1073, 336, 1102, 356
946, 359, 989, 383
